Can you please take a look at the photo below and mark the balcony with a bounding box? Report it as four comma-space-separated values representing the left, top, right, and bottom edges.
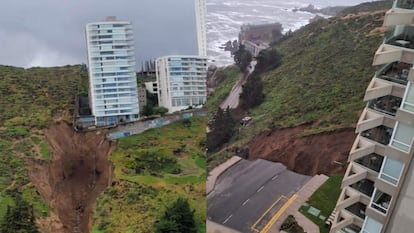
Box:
345, 202, 367, 219
373, 43, 414, 66
337, 224, 361, 233
349, 136, 376, 161
364, 79, 393, 101
330, 210, 364, 233
342, 163, 368, 187
367, 95, 402, 116
370, 189, 392, 215
384, 25, 414, 49
354, 153, 384, 173
360, 125, 393, 145
376, 62, 410, 85
356, 109, 384, 133
350, 179, 375, 197
394, 0, 414, 10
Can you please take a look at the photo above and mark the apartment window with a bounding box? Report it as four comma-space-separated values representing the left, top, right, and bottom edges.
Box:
379, 157, 403, 185
370, 188, 392, 215
361, 217, 382, 233
390, 122, 414, 152
402, 82, 414, 112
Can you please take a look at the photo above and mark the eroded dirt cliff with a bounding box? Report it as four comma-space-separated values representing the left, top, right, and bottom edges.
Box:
26, 123, 115, 233
247, 125, 355, 176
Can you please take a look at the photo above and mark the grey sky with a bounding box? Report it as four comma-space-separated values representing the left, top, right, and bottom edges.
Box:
0, 0, 198, 69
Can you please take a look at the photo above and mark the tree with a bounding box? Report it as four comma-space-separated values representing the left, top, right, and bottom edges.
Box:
153, 107, 169, 116
141, 104, 154, 116
239, 74, 265, 110
154, 197, 196, 233
233, 45, 252, 73
0, 195, 40, 233
254, 48, 282, 74
206, 107, 235, 152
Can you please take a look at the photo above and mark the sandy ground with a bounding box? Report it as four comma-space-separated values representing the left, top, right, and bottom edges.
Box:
26, 123, 115, 233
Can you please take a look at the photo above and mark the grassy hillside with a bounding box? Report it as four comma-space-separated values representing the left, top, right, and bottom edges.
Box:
0, 65, 88, 222
234, 7, 386, 145
206, 1, 390, 171
92, 117, 206, 233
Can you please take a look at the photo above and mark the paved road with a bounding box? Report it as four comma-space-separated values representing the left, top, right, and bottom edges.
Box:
207, 159, 311, 233
220, 61, 255, 109
220, 72, 246, 109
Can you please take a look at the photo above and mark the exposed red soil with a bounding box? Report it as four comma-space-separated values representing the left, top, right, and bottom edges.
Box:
247, 125, 356, 176
26, 123, 115, 233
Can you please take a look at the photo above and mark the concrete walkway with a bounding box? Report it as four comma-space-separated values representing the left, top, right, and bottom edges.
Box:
267, 174, 329, 233
206, 156, 242, 194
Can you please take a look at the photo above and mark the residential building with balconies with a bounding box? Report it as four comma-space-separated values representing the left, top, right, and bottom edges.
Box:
156, 55, 207, 113
85, 16, 139, 126
330, 1, 414, 232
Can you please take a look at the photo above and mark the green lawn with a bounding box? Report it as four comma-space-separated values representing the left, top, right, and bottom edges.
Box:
299, 175, 343, 233
93, 117, 206, 233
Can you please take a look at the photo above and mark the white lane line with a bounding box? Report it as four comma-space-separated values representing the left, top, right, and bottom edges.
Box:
257, 186, 264, 193
271, 175, 278, 181
242, 199, 250, 206
223, 214, 233, 224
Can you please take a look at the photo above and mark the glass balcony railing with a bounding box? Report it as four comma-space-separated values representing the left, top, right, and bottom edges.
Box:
355, 153, 384, 173
361, 216, 383, 233
394, 0, 414, 10
376, 62, 410, 85
379, 157, 404, 185
345, 202, 367, 219
367, 95, 402, 116
384, 25, 414, 49
370, 189, 392, 215
339, 224, 361, 233
350, 179, 375, 197
360, 125, 393, 145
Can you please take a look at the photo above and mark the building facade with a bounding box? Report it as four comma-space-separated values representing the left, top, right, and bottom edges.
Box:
86, 16, 139, 126
330, 1, 414, 232
195, 0, 207, 57
156, 55, 207, 113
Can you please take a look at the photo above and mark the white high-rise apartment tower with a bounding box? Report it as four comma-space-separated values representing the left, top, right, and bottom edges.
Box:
86, 16, 139, 126
195, 0, 207, 57
330, 1, 414, 232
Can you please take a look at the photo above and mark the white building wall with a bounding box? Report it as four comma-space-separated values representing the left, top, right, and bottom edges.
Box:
86, 17, 139, 126
156, 55, 207, 113
195, 0, 207, 57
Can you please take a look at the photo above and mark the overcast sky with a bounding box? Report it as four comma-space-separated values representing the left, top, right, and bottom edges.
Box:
0, 0, 198, 69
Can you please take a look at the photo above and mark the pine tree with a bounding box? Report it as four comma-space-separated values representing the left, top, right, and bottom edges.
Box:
154, 197, 196, 233
0, 195, 39, 233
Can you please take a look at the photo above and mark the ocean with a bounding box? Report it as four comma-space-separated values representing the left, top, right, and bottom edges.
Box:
206, 0, 377, 66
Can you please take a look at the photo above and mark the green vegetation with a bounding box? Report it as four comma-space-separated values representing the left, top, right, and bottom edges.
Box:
154, 197, 196, 233
280, 215, 305, 233
208, 4, 388, 169
0, 193, 40, 233
233, 45, 252, 73
299, 175, 343, 233
205, 66, 240, 115
93, 117, 206, 233
207, 107, 236, 153
0, 65, 89, 226
0, 65, 88, 127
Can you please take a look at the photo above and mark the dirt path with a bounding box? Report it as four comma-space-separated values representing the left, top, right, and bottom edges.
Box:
247, 125, 355, 176
26, 123, 115, 233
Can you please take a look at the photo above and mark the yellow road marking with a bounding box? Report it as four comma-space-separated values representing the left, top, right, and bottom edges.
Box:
260, 194, 298, 233
251, 195, 287, 232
